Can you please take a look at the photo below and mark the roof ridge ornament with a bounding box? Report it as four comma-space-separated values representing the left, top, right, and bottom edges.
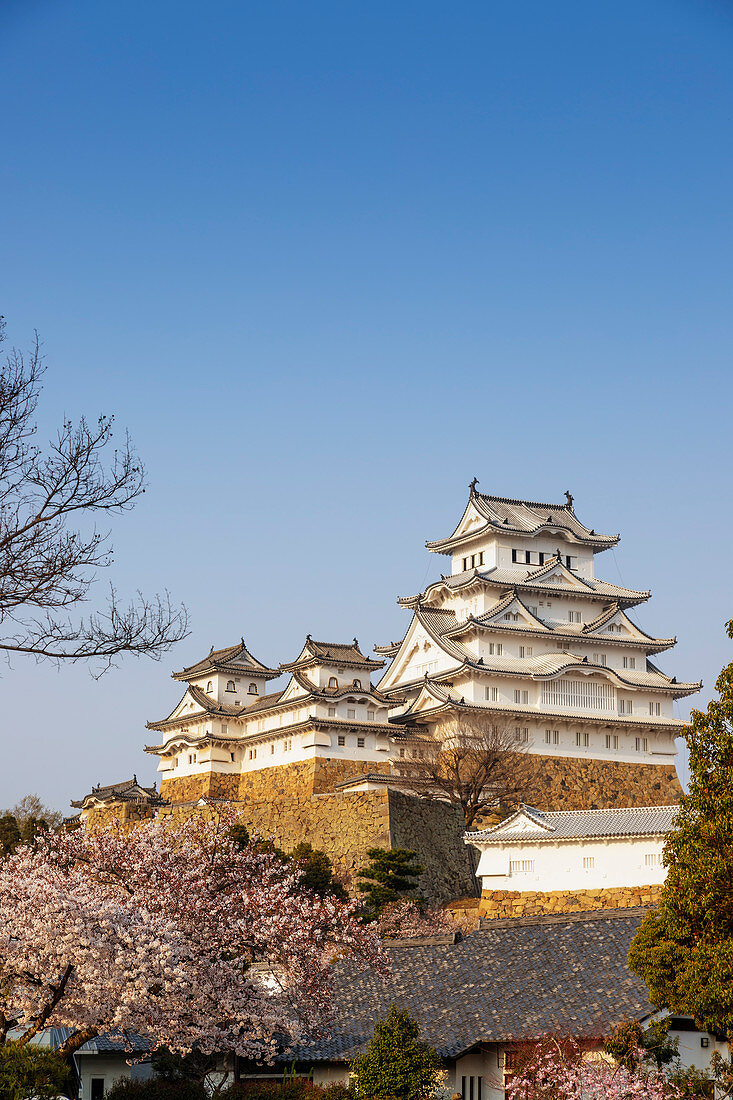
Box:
564, 489, 574, 510
469, 477, 479, 494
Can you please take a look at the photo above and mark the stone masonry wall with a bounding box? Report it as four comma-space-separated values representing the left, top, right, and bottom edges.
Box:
522, 757, 682, 810
479, 883, 664, 919
152, 754, 680, 904
387, 789, 477, 902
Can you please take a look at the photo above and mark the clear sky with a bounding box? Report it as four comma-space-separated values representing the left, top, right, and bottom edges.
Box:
1, 0, 732, 813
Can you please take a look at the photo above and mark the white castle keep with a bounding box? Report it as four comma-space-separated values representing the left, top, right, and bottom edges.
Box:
144, 483, 700, 806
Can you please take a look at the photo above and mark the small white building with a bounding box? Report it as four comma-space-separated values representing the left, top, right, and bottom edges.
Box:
466, 803, 676, 896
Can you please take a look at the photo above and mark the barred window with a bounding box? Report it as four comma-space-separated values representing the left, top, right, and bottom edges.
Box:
509, 859, 534, 873
542, 679, 615, 711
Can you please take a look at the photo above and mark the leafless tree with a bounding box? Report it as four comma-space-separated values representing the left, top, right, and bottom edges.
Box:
392, 709, 536, 829
0, 319, 188, 673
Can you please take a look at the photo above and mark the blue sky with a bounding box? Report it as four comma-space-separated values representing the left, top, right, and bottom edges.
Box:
1, 0, 732, 811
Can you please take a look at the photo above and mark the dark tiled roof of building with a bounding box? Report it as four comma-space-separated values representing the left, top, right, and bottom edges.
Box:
426, 488, 618, 553
70, 777, 162, 810
173, 638, 279, 682
280, 636, 384, 673
290, 909, 652, 1062
468, 803, 678, 843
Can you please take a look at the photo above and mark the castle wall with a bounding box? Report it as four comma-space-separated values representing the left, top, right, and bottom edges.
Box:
521, 756, 682, 809
478, 883, 663, 920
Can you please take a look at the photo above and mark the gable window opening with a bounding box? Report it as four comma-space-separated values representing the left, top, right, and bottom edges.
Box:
352, 678, 362, 688
328, 676, 338, 689
206, 681, 213, 693
248, 682, 258, 695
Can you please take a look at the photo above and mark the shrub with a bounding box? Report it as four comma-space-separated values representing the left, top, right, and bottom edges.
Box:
105, 1077, 205, 1100
0, 1043, 70, 1100
350, 1006, 441, 1100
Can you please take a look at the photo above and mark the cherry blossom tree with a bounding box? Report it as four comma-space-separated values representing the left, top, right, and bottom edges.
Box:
506, 1036, 681, 1100
0, 811, 383, 1062
376, 900, 457, 939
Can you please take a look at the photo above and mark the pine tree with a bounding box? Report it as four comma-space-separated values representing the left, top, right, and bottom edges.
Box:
628, 619, 733, 1038
291, 842, 347, 901
350, 1006, 441, 1100
0, 814, 21, 858
356, 848, 423, 919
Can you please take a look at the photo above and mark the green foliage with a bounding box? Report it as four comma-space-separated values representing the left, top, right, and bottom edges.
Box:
350, 1005, 441, 1100
628, 619, 733, 1038
667, 1064, 715, 1099
224, 1081, 349, 1100
604, 1018, 678, 1071
230, 824, 251, 850
150, 1047, 221, 1085
355, 849, 423, 918
105, 1076, 205, 1100
0, 813, 21, 858
290, 843, 347, 901
0, 1042, 69, 1100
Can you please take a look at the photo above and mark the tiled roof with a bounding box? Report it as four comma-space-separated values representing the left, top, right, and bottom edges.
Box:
280, 636, 384, 672
49, 1028, 150, 1054
426, 489, 618, 553
70, 777, 162, 810
437, 564, 648, 604
173, 638, 279, 682
468, 803, 678, 843
288, 910, 652, 1062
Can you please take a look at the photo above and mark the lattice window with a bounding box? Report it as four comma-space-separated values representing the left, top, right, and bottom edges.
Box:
542, 679, 616, 711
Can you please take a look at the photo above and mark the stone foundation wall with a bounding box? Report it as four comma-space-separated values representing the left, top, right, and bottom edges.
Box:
479, 882, 664, 919
387, 790, 477, 902
522, 757, 681, 810
83, 802, 158, 829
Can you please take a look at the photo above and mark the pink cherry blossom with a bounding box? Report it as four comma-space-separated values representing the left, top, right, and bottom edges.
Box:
0, 810, 383, 1060
506, 1037, 681, 1100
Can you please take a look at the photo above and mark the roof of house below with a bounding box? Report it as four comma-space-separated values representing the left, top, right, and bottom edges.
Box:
287, 907, 652, 1062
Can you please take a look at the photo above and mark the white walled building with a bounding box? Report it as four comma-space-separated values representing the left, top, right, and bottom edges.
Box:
466, 803, 675, 895
376, 484, 700, 776
145, 636, 395, 796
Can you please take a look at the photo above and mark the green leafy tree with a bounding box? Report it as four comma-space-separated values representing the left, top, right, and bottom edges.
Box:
291, 843, 347, 901
356, 848, 423, 919
350, 1006, 441, 1100
628, 619, 733, 1038
0, 814, 21, 858
0, 1043, 69, 1100
604, 1018, 679, 1071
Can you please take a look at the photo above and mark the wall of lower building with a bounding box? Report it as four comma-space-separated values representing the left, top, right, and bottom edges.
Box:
75, 1053, 152, 1099
478, 883, 663, 919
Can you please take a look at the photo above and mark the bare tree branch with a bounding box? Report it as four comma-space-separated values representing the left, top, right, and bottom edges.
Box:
391, 709, 536, 829
0, 319, 188, 672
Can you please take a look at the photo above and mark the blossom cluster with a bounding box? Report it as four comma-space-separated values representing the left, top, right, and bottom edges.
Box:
506, 1037, 682, 1100
0, 811, 383, 1059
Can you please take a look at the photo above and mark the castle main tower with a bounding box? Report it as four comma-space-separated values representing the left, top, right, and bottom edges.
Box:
376, 483, 699, 809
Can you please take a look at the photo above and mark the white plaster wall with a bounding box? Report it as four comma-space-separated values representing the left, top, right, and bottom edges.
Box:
474, 833, 667, 893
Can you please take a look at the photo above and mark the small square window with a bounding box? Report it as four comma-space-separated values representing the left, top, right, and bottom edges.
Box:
357, 736, 365, 748
328, 706, 336, 717
367, 710, 375, 721
347, 708, 356, 719
338, 735, 346, 746
399, 747, 405, 757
